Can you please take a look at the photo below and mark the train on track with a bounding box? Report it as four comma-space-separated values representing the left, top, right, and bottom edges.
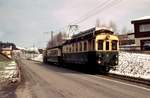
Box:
43, 27, 119, 73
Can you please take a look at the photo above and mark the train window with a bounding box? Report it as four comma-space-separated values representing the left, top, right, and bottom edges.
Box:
70, 45, 72, 52
74, 43, 76, 52
106, 41, 109, 50
76, 43, 78, 52
80, 42, 82, 51
69, 46, 71, 53
112, 40, 117, 50
88, 40, 91, 51
73, 44, 75, 52
84, 41, 87, 51
79, 43, 80, 52
66, 47, 67, 53
98, 40, 103, 50
72, 44, 74, 52
93, 40, 95, 50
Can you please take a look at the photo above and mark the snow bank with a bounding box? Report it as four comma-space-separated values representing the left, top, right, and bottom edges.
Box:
0, 61, 20, 89
110, 52, 150, 80
31, 54, 43, 62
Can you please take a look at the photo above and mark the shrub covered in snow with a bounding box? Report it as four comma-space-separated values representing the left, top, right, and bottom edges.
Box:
31, 54, 43, 62
0, 61, 20, 89
110, 52, 150, 79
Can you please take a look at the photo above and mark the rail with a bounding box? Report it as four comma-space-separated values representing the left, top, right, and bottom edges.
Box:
107, 73, 150, 86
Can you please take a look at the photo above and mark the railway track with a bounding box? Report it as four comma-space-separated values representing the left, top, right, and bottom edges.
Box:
106, 73, 150, 86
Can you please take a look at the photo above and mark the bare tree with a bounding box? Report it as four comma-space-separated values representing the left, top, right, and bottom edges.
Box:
121, 26, 133, 34
121, 26, 128, 34
46, 32, 66, 48
109, 21, 117, 33
96, 18, 101, 27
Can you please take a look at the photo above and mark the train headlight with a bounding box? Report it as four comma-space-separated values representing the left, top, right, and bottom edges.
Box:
116, 55, 118, 58
97, 60, 101, 64
115, 60, 118, 64
99, 55, 102, 58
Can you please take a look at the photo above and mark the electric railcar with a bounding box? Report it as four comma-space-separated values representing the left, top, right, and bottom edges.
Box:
43, 27, 119, 72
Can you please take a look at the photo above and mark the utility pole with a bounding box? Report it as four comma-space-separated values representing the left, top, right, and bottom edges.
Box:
51, 31, 54, 47
43, 31, 54, 48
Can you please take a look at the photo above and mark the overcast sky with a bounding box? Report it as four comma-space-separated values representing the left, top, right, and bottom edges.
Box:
0, 0, 150, 48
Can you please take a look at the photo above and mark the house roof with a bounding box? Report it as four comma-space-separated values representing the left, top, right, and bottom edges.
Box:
133, 16, 150, 21
131, 16, 150, 24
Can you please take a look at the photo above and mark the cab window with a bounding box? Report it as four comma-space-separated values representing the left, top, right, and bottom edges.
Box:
112, 40, 117, 50
106, 41, 109, 50
98, 40, 103, 50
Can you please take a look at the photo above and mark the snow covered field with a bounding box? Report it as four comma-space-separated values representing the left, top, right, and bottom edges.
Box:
110, 52, 150, 80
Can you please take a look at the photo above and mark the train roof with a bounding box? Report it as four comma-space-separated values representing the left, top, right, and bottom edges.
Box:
47, 27, 115, 46
72, 27, 113, 39
46, 45, 62, 50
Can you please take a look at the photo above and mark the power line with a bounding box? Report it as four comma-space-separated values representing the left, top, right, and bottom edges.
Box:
73, 0, 123, 24
57, 0, 113, 31
59, 0, 123, 33
70, 0, 115, 24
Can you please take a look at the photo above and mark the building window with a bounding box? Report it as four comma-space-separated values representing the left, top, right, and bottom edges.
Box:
139, 24, 150, 32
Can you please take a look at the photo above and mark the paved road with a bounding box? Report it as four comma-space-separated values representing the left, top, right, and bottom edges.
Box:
14, 60, 150, 98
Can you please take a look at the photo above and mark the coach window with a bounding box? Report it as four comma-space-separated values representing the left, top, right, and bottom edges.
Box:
80, 42, 82, 51
70, 45, 72, 52
72, 44, 74, 52
67, 46, 69, 53
71, 44, 73, 52
98, 40, 103, 50
88, 40, 91, 51
84, 41, 87, 51
66, 46, 68, 53
72, 43, 75, 52
74, 43, 76, 52
78, 43, 79, 52
65, 47, 66, 53
66, 47, 67, 53
70, 46, 71, 53
93, 39, 95, 50
76, 43, 78, 52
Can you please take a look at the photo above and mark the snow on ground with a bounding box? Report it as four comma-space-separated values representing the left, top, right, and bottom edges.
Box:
31, 54, 43, 62
0, 61, 20, 89
110, 51, 150, 80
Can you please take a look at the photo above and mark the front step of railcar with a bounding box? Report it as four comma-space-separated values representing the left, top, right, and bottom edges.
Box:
98, 66, 110, 74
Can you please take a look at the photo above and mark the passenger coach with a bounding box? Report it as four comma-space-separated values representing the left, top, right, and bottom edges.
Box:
43, 46, 62, 65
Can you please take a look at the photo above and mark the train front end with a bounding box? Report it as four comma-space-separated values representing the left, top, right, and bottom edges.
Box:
95, 33, 119, 72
